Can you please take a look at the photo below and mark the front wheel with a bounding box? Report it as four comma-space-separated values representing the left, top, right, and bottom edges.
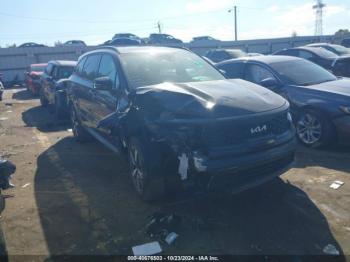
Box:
296, 109, 334, 148
128, 137, 165, 201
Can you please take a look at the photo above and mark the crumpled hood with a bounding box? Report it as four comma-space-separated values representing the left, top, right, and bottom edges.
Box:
306, 79, 350, 98
133, 79, 287, 119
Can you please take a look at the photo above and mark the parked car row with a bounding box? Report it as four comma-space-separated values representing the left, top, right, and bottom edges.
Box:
21, 44, 349, 201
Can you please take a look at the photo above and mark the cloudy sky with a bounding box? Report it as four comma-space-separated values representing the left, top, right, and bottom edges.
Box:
0, 0, 349, 46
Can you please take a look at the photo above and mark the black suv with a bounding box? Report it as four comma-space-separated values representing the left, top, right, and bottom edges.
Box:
67, 46, 296, 201
40, 61, 76, 117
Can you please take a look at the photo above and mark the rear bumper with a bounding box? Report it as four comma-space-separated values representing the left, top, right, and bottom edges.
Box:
334, 115, 350, 145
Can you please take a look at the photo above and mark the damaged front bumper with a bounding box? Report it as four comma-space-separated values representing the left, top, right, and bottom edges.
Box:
177, 134, 296, 193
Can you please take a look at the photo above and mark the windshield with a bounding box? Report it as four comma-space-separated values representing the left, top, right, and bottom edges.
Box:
120, 49, 225, 89
58, 66, 74, 79
30, 65, 45, 72
270, 59, 337, 86
331, 45, 350, 55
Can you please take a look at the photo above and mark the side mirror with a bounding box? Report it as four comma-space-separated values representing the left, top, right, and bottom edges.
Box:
94, 76, 112, 91
260, 78, 279, 89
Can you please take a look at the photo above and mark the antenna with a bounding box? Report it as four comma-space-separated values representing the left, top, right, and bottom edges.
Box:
313, 0, 326, 36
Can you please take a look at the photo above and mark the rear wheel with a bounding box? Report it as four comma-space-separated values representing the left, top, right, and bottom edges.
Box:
70, 106, 90, 143
128, 137, 165, 201
296, 109, 333, 148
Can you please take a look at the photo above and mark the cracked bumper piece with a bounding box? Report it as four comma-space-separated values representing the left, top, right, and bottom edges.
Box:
188, 138, 296, 193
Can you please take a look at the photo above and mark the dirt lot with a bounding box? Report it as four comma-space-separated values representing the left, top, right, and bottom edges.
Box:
0, 88, 349, 258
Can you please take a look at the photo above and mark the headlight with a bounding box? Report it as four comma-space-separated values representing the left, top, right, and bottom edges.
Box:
287, 112, 293, 123
340, 106, 350, 115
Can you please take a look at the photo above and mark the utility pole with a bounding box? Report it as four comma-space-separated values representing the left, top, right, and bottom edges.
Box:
234, 6, 238, 41
313, 0, 326, 36
229, 6, 238, 41
157, 21, 162, 34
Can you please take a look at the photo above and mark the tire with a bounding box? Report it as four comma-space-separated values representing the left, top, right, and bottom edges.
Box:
128, 137, 165, 201
54, 94, 65, 120
70, 106, 91, 143
39, 88, 49, 107
295, 109, 334, 148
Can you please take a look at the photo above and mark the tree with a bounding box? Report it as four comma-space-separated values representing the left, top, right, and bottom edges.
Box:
6, 43, 16, 48
334, 29, 350, 38
54, 40, 63, 47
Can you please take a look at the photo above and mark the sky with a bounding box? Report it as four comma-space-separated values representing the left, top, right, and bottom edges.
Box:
0, 0, 350, 47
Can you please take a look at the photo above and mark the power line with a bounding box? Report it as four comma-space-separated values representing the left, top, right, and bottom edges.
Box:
0, 8, 228, 24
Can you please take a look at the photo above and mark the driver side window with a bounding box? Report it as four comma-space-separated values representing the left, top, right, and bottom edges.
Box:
245, 64, 276, 85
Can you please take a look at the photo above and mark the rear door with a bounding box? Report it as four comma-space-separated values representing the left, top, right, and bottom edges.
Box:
90, 54, 120, 136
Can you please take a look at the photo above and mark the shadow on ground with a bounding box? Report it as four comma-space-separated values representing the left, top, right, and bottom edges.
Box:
12, 89, 36, 101
34, 137, 344, 257
22, 106, 70, 132
295, 145, 350, 174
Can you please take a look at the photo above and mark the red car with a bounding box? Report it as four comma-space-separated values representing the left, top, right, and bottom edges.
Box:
25, 63, 47, 95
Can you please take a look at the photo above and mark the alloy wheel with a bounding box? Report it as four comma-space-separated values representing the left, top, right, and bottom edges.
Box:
296, 113, 322, 145
129, 145, 144, 195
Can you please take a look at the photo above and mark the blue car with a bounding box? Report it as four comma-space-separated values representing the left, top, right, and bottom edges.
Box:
217, 55, 350, 148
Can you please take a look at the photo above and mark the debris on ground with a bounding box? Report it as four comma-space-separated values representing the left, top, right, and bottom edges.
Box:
67, 129, 73, 132
5, 103, 12, 107
145, 212, 181, 240
165, 232, 178, 245
21, 183, 31, 188
0, 117, 9, 121
132, 241, 162, 256
323, 244, 340, 255
330, 181, 344, 190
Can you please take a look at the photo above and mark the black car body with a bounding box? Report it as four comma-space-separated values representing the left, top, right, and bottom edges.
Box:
190, 36, 220, 44
217, 55, 350, 147
67, 46, 295, 200
204, 49, 247, 63
18, 42, 47, 48
112, 33, 141, 41
307, 43, 350, 56
148, 34, 183, 45
109, 37, 141, 46
274, 46, 350, 77
63, 40, 86, 46
40, 60, 76, 117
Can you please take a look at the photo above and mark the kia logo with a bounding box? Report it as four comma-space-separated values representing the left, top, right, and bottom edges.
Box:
251, 125, 267, 134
